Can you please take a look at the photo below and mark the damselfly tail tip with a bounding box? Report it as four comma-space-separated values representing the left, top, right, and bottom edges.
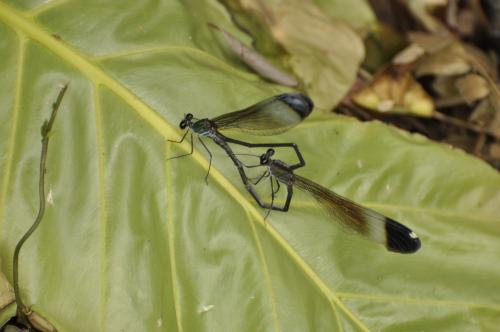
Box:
385, 218, 421, 254
278, 93, 314, 118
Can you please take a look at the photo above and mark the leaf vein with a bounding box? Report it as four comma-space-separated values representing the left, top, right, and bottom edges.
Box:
246, 212, 281, 332
331, 303, 344, 332
337, 292, 500, 311
93, 84, 109, 331
165, 143, 183, 332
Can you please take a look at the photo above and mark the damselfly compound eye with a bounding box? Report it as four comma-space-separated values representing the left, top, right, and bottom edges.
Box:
186, 113, 193, 120
260, 154, 268, 164
180, 120, 187, 129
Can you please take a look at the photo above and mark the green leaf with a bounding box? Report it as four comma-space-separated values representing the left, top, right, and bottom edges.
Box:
1, 1, 500, 331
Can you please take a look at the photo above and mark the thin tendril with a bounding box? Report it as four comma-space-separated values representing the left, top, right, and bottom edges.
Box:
12, 83, 69, 328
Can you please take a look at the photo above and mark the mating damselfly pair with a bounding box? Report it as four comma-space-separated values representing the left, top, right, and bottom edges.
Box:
168, 93, 421, 254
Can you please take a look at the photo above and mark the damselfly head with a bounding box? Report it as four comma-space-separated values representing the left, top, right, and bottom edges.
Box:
260, 148, 275, 165
278, 93, 314, 118
180, 113, 194, 129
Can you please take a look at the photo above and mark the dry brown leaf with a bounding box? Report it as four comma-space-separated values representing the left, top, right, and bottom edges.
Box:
488, 93, 500, 137
490, 143, 500, 159
415, 42, 471, 76
462, 44, 498, 80
404, 0, 449, 34
409, 31, 496, 76
432, 73, 491, 108
455, 73, 490, 103
393, 43, 426, 64
433, 75, 459, 97
408, 31, 453, 53
353, 66, 434, 116
446, 0, 459, 29
470, 97, 500, 136
409, 32, 497, 81
470, 98, 493, 126
240, 0, 364, 110
27, 310, 56, 332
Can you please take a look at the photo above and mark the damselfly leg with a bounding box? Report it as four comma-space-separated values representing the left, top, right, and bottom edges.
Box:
198, 137, 213, 184
167, 132, 194, 160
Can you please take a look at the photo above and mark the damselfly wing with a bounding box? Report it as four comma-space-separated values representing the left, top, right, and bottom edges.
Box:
211, 93, 313, 135
294, 174, 420, 253
253, 149, 421, 254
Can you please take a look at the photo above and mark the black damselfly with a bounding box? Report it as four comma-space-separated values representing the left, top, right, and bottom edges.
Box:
246, 149, 421, 254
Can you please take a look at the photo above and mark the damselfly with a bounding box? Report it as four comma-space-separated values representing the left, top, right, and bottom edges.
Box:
168, 93, 313, 185
246, 149, 421, 254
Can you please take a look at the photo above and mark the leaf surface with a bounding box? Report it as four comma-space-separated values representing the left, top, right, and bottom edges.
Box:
0, 1, 499, 331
